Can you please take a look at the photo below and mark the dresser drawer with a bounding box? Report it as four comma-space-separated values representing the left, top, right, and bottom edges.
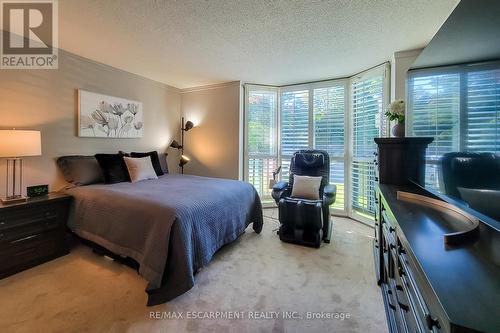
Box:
0, 194, 71, 279
398, 251, 441, 333
0, 205, 58, 231
0, 229, 67, 277
0, 216, 60, 245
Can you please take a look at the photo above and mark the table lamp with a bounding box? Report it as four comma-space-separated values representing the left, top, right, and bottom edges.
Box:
0, 130, 42, 203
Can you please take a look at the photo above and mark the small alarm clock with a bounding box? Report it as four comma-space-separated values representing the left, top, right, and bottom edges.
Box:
27, 185, 49, 198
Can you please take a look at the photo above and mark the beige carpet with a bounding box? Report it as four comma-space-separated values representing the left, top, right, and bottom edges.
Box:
0, 209, 387, 333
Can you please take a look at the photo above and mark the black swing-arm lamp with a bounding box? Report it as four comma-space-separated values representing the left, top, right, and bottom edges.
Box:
170, 117, 194, 174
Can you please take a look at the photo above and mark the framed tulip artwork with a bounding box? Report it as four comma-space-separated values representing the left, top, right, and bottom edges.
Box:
78, 89, 143, 138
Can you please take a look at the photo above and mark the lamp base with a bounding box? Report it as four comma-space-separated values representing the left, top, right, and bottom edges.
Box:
1, 195, 27, 204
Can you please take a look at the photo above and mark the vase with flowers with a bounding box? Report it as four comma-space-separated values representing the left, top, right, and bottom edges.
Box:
386, 100, 406, 138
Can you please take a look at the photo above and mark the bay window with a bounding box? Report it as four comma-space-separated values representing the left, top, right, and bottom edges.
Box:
244, 63, 389, 221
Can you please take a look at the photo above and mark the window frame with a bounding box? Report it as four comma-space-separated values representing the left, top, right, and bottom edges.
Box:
278, 79, 350, 214
243, 85, 279, 202
407, 60, 500, 190
243, 63, 390, 223
349, 64, 390, 223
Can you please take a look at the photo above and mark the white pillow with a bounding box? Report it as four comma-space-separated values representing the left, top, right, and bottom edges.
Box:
123, 156, 158, 183
291, 175, 322, 200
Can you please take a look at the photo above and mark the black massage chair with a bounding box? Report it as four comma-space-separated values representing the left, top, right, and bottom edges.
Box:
439, 152, 500, 221
271, 150, 336, 248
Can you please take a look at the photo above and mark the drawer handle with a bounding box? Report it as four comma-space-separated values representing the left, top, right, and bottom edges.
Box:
11, 234, 40, 244
395, 284, 409, 311
0, 221, 5, 226
386, 290, 396, 310
425, 314, 441, 330
399, 253, 436, 326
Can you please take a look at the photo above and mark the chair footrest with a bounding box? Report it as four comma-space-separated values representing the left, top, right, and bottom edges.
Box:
279, 229, 323, 248
279, 198, 323, 231
278, 198, 324, 248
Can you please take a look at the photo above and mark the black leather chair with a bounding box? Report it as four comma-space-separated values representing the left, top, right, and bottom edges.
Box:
439, 152, 500, 220
440, 152, 500, 198
272, 150, 336, 248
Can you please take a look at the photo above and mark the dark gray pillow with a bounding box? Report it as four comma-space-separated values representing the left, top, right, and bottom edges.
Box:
57, 155, 104, 186
159, 152, 169, 174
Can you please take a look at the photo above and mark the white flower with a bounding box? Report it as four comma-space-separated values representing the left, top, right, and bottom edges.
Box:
389, 100, 405, 115
108, 116, 119, 130
128, 103, 139, 115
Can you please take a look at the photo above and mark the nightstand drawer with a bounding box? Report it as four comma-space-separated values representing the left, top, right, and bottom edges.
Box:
0, 193, 71, 279
0, 206, 58, 231
0, 216, 60, 245
0, 230, 66, 277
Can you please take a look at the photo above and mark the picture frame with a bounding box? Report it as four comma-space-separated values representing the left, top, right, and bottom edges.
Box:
78, 89, 143, 138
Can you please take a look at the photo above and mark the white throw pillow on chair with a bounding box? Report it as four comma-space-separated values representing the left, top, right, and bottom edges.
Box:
124, 156, 158, 183
291, 175, 322, 200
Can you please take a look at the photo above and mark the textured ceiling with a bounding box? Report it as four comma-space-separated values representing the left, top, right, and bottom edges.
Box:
59, 0, 459, 89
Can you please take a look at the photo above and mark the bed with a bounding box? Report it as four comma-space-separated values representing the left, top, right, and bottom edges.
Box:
63, 174, 263, 305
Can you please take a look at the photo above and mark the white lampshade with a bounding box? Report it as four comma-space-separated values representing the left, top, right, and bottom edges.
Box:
0, 130, 42, 157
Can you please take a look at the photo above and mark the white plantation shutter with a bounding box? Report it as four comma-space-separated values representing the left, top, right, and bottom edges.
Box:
313, 85, 346, 211
314, 86, 345, 157
466, 69, 500, 152
280, 89, 310, 181
280, 90, 310, 156
351, 71, 386, 216
408, 62, 500, 190
408, 73, 461, 188
245, 87, 278, 200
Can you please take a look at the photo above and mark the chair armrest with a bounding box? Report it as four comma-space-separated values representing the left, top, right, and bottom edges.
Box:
323, 184, 337, 206
272, 181, 289, 204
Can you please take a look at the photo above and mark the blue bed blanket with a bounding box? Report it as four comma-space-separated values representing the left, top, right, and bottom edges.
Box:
64, 174, 263, 305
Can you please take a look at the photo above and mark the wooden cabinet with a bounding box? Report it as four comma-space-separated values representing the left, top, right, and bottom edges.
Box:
374, 138, 433, 186
0, 193, 72, 279
374, 184, 500, 333
376, 196, 440, 333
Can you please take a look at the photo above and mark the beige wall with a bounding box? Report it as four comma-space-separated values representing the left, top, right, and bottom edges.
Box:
180, 82, 241, 180
0, 50, 181, 195
390, 49, 422, 101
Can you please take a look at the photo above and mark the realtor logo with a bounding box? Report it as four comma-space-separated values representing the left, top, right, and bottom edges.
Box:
1, 0, 58, 69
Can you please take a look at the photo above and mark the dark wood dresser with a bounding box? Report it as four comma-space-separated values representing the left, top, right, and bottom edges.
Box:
374, 184, 500, 333
0, 193, 72, 279
373, 137, 500, 333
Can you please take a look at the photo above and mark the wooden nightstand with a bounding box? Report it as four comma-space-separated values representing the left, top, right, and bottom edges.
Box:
0, 193, 72, 279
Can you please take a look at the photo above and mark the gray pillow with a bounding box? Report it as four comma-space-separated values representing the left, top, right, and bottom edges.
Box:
291, 175, 322, 200
57, 155, 104, 186
120, 150, 169, 174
